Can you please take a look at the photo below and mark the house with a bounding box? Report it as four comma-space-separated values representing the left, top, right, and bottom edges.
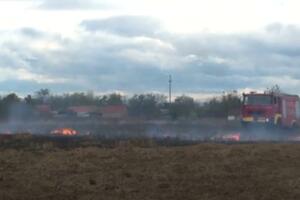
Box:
68, 106, 101, 118
35, 105, 52, 117
65, 105, 127, 119
100, 105, 128, 119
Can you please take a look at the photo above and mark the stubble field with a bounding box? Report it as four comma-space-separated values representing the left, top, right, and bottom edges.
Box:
0, 135, 300, 200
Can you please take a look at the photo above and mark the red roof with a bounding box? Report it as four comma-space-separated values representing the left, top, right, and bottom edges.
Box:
101, 105, 127, 114
68, 106, 101, 113
36, 105, 51, 113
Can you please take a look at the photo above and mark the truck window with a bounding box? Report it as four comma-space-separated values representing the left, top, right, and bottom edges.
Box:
244, 95, 272, 105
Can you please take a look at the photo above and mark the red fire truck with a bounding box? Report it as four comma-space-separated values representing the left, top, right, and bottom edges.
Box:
241, 92, 300, 128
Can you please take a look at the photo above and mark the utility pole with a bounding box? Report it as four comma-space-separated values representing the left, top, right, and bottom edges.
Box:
169, 75, 172, 104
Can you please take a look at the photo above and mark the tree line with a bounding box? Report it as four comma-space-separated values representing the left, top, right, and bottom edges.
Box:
0, 89, 242, 120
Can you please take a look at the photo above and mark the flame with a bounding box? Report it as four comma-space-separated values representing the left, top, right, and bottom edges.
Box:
222, 133, 241, 141
51, 128, 78, 136
212, 132, 241, 142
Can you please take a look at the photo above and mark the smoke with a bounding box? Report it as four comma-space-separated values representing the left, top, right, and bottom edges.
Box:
239, 126, 297, 141
0, 114, 298, 143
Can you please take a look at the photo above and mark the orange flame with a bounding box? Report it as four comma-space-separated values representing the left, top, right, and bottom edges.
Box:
51, 128, 78, 136
222, 133, 241, 141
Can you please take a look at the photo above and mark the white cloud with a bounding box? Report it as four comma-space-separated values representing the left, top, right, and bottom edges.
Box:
37, 0, 108, 10
0, 67, 68, 84
1, 1, 300, 95
1, 0, 299, 35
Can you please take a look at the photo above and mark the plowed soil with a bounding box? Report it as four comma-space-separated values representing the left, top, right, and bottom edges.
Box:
0, 136, 300, 200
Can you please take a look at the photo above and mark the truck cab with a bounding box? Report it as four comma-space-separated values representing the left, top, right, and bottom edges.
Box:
242, 92, 300, 128
241, 93, 281, 126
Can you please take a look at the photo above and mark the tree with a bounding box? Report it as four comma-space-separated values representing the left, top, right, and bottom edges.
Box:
2, 93, 20, 105
128, 94, 166, 119
106, 93, 124, 105
198, 91, 242, 118
24, 95, 34, 106
48, 92, 99, 110
0, 93, 21, 119
169, 95, 195, 119
35, 88, 50, 104
266, 85, 281, 94
36, 88, 50, 97
99, 95, 108, 106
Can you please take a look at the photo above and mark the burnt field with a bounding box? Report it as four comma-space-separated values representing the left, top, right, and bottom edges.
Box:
0, 119, 300, 200
0, 118, 240, 137
0, 118, 299, 142
1, 134, 300, 200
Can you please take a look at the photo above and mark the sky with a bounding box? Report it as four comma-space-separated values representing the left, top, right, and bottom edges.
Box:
1, 0, 300, 98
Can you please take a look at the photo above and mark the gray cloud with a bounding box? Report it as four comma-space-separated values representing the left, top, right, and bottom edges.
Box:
81, 16, 162, 37
19, 28, 44, 38
38, 0, 108, 10
1, 20, 300, 96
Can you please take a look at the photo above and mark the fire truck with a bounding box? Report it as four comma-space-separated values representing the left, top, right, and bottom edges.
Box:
241, 92, 300, 128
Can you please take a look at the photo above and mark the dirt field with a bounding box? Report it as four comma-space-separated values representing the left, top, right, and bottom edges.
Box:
0, 136, 300, 200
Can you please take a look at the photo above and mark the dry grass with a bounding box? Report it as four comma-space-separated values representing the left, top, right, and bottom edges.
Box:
0, 136, 300, 200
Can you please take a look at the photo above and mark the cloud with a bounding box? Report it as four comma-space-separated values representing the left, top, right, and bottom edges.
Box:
2, 21, 300, 96
19, 28, 45, 39
37, 0, 108, 10
81, 16, 162, 37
